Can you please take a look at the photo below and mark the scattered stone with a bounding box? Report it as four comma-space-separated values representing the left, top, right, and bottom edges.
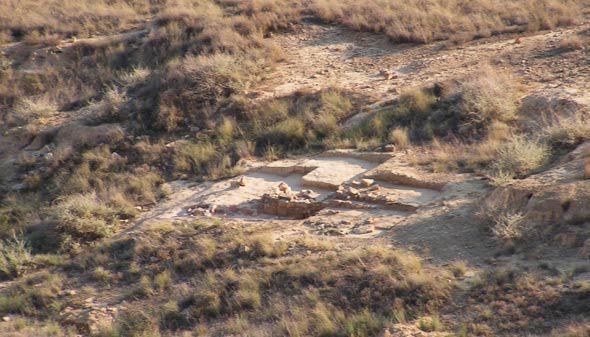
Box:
60, 308, 115, 335
350, 226, 374, 235
379, 69, 398, 80
360, 178, 374, 187
2, 316, 10, 322
229, 176, 247, 188
278, 182, 292, 195
383, 144, 396, 152
239, 245, 252, 254
187, 203, 216, 217
378, 329, 393, 337
325, 229, 345, 236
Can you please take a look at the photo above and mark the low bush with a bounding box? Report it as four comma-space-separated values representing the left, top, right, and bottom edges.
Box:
490, 211, 529, 243
46, 193, 120, 241
0, 234, 32, 280
0, 271, 63, 318
491, 136, 550, 179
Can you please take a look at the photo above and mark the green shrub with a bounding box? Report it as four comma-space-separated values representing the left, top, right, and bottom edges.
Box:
116, 309, 156, 337
172, 141, 218, 176
47, 193, 120, 241
0, 234, 32, 280
258, 117, 306, 152
344, 310, 385, 337
154, 270, 172, 290
456, 67, 520, 135
491, 136, 549, 178
417, 315, 443, 332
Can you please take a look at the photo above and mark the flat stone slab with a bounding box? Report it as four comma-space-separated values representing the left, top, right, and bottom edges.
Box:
300, 157, 379, 190
364, 160, 449, 191
256, 159, 315, 176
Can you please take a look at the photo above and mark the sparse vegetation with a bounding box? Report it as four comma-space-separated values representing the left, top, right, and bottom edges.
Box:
1, 0, 589, 336
0, 234, 32, 280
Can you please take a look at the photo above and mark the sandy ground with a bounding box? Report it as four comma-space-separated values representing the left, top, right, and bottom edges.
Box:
257, 21, 590, 104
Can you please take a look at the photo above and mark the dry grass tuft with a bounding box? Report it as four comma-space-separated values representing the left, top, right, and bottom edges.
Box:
491, 136, 550, 179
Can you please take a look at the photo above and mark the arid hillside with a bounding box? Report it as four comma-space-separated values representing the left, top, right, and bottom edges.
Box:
1, 1, 590, 336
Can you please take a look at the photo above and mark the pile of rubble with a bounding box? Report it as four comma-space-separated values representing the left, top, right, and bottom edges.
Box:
304, 218, 377, 236
332, 179, 419, 212
260, 182, 325, 219
58, 297, 118, 334
330, 179, 419, 212
186, 203, 218, 217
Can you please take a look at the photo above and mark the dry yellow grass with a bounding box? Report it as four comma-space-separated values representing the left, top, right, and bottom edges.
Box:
310, 0, 587, 43
0, 0, 147, 41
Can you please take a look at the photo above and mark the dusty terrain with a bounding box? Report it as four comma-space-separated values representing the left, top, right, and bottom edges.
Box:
258, 21, 590, 102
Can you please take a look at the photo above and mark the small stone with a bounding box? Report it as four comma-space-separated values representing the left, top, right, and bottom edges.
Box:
368, 185, 381, 191
278, 182, 292, 195
360, 179, 374, 187
2, 316, 10, 322
383, 144, 396, 152
351, 226, 374, 235
325, 229, 345, 236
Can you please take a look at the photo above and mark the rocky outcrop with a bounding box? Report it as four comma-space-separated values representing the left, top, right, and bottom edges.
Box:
482, 142, 590, 236
518, 88, 590, 131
